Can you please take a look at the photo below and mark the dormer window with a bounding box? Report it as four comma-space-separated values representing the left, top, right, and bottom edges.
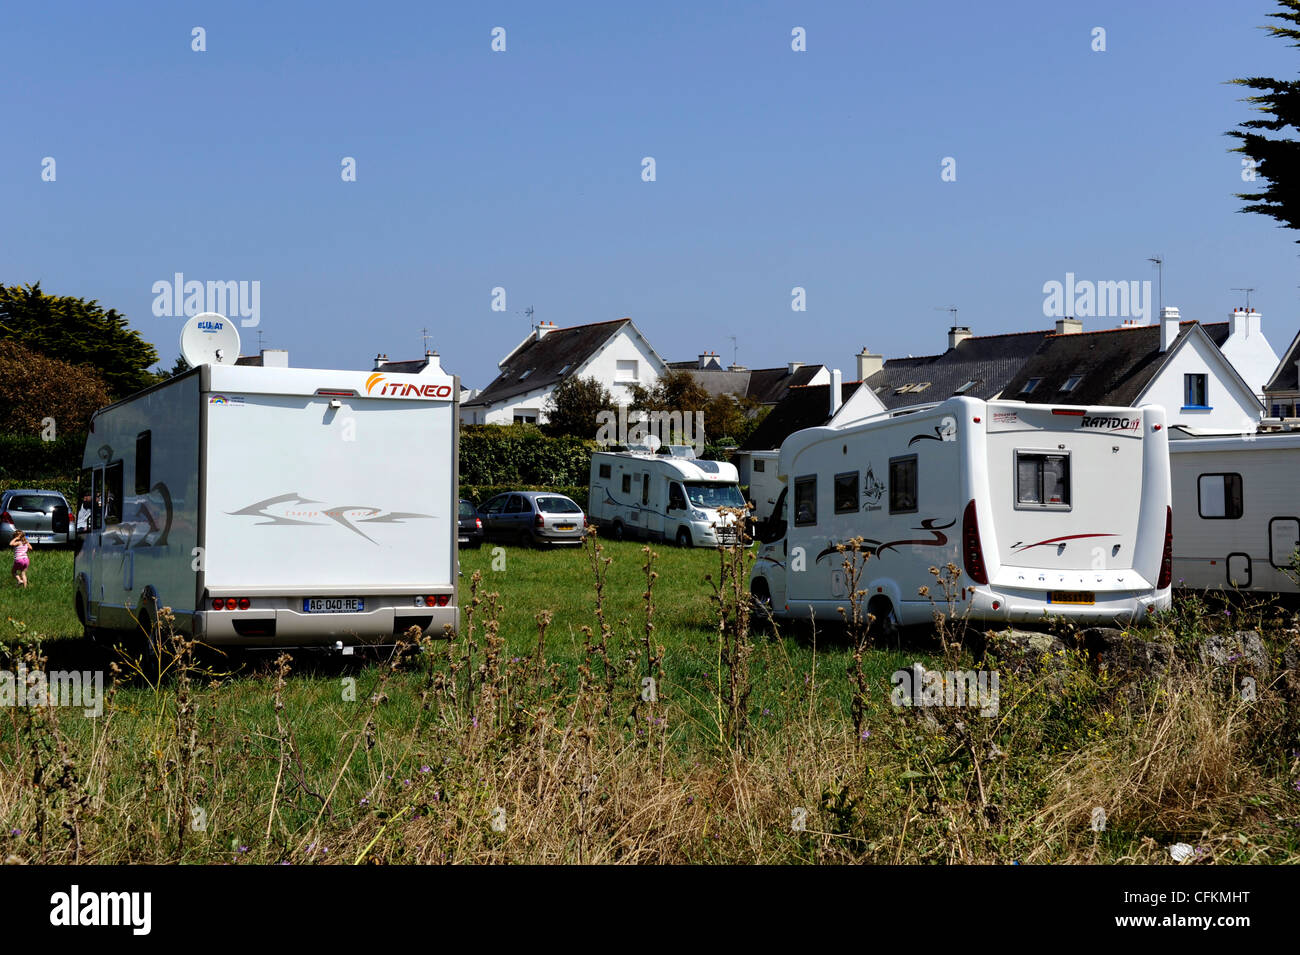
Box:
558, 364, 572, 375
1061, 375, 1082, 393
1021, 378, 1042, 394
519, 368, 533, 380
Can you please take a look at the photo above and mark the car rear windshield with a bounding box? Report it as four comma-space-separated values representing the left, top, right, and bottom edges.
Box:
536, 496, 581, 514
459, 501, 477, 518
7, 494, 62, 511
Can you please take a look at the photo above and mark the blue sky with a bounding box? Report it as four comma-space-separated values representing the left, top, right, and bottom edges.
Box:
3, 1, 1299, 387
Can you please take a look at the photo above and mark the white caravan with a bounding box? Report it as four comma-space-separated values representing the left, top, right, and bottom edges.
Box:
74, 363, 459, 647
588, 448, 745, 546
1168, 429, 1300, 593
751, 397, 1173, 627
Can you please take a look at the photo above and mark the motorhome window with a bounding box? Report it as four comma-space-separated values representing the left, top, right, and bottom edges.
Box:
794, 476, 817, 526
622, 474, 631, 494
889, 456, 918, 513
1184, 374, 1208, 408
1198, 473, 1243, 519
1015, 452, 1071, 508
669, 483, 688, 510
834, 471, 859, 514
598, 464, 611, 479
753, 459, 765, 473
134, 431, 151, 493
685, 482, 745, 509
105, 462, 124, 525
641, 473, 650, 506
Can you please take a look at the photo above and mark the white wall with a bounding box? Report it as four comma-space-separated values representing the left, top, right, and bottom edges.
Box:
1219, 313, 1281, 401
1138, 334, 1262, 431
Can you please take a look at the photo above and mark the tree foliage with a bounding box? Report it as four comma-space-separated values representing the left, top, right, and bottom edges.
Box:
0, 339, 112, 437
543, 375, 617, 438
1228, 0, 1300, 239
630, 368, 768, 445
0, 283, 159, 398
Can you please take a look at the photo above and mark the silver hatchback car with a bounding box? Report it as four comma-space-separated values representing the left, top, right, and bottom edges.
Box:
1, 489, 72, 547
478, 491, 586, 547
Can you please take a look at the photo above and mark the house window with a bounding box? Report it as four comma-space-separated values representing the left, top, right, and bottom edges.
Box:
616, 360, 638, 381
1184, 373, 1208, 408
793, 476, 817, 526
889, 456, 918, 514
1015, 452, 1071, 508
598, 464, 611, 479
135, 431, 152, 493
1198, 473, 1243, 519
1272, 403, 1285, 418
1020, 378, 1042, 395
955, 379, 980, 394
513, 413, 538, 425
1061, 375, 1082, 393
519, 368, 533, 380
753, 459, 765, 473
558, 364, 572, 375
834, 472, 859, 514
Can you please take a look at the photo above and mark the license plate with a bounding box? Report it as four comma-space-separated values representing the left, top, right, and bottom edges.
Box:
1048, 591, 1095, 605
556, 524, 575, 531
303, 597, 364, 613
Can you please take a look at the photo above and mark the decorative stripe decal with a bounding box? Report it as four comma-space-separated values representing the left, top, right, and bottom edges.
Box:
1011, 532, 1116, 552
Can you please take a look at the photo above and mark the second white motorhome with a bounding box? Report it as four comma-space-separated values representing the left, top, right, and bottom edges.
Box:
74, 362, 460, 648
751, 397, 1173, 628
588, 447, 745, 546
1168, 429, 1300, 594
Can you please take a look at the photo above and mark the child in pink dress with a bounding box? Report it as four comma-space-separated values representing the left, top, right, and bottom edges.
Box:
9, 531, 31, 588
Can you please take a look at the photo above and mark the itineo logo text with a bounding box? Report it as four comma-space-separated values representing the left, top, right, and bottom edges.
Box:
152, 272, 260, 327
363, 374, 453, 399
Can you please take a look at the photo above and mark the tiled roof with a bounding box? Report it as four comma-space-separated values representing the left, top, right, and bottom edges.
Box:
1266, 329, 1300, 392
464, 319, 631, 408
864, 329, 1053, 409
1002, 322, 1229, 406
740, 381, 863, 451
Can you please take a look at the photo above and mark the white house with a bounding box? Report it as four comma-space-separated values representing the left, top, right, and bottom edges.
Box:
1218, 308, 1281, 404
460, 319, 668, 426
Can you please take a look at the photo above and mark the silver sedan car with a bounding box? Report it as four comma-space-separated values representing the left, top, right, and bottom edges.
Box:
478, 491, 586, 547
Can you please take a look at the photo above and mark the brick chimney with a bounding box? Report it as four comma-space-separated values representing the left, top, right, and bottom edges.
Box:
1160, 306, 1181, 352
1055, 318, 1082, 335
948, 326, 972, 349
856, 347, 882, 380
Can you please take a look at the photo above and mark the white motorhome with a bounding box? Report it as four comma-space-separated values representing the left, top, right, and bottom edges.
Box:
74, 363, 459, 648
588, 447, 745, 546
751, 397, 1173, 627
1168, 429, 1300, 593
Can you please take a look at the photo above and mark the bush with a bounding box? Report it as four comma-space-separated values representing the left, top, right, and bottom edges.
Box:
459, 426, 595, 486
0, 434, 85, 481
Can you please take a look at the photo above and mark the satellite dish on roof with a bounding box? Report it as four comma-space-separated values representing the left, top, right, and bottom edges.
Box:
645, 434, 662, 452
179, 313, 241, 366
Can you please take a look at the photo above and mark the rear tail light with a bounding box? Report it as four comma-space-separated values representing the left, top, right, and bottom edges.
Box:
211, 597, 251, 610
962, 499, 988, 585
212, 598, 222, 610
0, 512, 10, 525
535, 514, 545, 528
423, 595, 451, 607
475, 518, 482, 530
238, 597, 251, 610
224, 598, 238, 610
1157, 505, 1173, 589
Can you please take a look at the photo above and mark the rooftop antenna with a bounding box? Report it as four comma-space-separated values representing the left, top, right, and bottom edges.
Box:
523, 305, 536, 330
728, 335, 738, 367
1231, 287, 1257, 310
1148, 255, 1164, 317
935, 305, 958, 323
256, 329, 265, 351
421, 326, 432, 353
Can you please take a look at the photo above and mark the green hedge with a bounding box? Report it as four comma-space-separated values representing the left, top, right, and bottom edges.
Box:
459, 426, 595, 486
0, 433, 85, 480
0, 475, 81, 504
459, 484, 588, 511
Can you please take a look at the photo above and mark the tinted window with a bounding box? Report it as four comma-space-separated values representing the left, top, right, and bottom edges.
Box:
459, 500, 476, 518
135, 431, 152, 493
1016, 452, 1070, 507
621, 474, 631, 494
669, 483, 687, 509
7, 494, 60, 511
1198, 473, 1243, 519
753, 459, 765, 473
889, 456, 918, 513
598, 464, 611, 478
794, 476, 817, 526
105, 462, 124, 525
536, 496, 581, 514
507, 495, 528, 514
834, 472, 858, 514
481, 496, 506, 514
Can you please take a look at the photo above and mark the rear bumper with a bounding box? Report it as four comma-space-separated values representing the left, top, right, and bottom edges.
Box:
198, 598, 457, 645
963, 584, 1170, 624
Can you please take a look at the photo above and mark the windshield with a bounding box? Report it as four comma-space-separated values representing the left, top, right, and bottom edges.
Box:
684, 482, 745, 509
536, 496, 581, 514
459, 500, 477, 518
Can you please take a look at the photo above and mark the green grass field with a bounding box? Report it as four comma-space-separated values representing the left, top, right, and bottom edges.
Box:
1, 539, 1297, 864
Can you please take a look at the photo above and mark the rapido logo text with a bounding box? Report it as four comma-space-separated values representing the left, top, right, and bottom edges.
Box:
364, 373, 453, 399
1080, 414, 1140, 432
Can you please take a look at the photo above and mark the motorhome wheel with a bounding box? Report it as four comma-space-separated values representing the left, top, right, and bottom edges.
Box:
676, 527, 692, 547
